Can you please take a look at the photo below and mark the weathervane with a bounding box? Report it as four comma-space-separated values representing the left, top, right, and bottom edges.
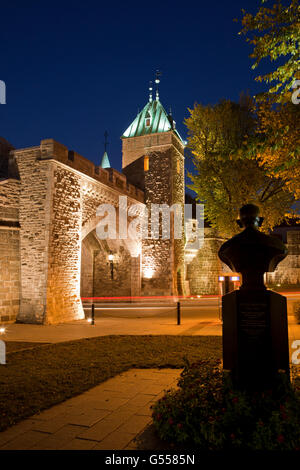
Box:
104, 130, 109, 153
155, 70, 162, 101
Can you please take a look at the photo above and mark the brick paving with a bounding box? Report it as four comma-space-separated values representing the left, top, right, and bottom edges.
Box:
0, 368, 181, 450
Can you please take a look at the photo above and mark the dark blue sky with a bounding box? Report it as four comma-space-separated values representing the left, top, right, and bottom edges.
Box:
1, 0, 267, 177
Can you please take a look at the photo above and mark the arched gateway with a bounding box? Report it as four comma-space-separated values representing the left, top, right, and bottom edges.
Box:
0, 91, 232, 325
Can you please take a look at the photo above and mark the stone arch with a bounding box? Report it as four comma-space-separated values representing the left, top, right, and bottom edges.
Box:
80, 200, 143, 299
81, 214, 103, 241
80, 229, 140, 298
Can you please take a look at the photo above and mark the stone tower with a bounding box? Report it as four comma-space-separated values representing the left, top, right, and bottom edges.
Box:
121, 90, 185, 296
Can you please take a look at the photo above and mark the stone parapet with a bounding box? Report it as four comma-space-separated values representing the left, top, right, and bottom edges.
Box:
38, 139, 144, 202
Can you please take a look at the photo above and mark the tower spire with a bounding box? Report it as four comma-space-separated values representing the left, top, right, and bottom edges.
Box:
100, 131, 111, 168
155, 70, 162, 101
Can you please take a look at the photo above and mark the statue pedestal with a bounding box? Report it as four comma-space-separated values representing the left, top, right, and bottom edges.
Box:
222, 289, 289, 390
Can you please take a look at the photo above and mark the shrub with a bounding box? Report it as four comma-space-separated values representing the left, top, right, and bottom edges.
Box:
152, 359, 300, 450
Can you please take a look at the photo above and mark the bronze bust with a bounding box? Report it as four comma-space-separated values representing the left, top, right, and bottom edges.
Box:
218, 204, 288, 290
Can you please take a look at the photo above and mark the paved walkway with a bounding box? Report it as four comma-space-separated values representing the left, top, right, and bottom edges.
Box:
1, 314, 223, 343
0, 369, 181, 450
1, 314, 299, 346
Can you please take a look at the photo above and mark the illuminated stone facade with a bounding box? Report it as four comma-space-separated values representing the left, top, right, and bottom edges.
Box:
122, 131, 185, 296
1, 139, 144, 324
1, 98, 299, 325
266, 231, 300, 287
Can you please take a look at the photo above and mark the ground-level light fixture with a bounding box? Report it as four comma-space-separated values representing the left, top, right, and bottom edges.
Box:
108, 252, 114, 280
87, 304, 95, 325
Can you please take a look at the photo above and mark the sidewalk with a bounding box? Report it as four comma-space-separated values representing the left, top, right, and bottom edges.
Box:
1, 315, 299, 345
1, 316, 223, 343
0, 368, 181, 450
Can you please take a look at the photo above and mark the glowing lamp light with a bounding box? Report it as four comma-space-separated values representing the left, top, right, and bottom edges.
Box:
218, 276, 225, 282
108, 253, 114, 262
230, 276, 240, 282
0, 327, 5, 334
87, 318, 92, 323
144, 267, 154, 279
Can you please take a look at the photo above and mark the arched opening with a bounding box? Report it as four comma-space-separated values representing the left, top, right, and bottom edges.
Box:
80, 229, 135, 298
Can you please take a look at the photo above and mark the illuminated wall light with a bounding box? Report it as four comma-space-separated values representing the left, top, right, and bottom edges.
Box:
218, 276, 225, 282
0, 327, 5, 334
230, 276, 240, 281
144, 267, 154, 279
144, 156, 149, 172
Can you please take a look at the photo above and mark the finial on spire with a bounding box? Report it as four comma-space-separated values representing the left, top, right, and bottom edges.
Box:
101, 131, 111, 168
155, 70, 162, 101
104, 130, 109, 153
149, 81, 153, 103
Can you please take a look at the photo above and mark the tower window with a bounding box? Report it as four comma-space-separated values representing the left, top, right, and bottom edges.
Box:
145, 111, 151, 128
177, 160, 180, 174
144, 155, 149, 171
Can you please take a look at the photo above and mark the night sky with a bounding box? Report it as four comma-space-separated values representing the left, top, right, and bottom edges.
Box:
1, 0, 268, 184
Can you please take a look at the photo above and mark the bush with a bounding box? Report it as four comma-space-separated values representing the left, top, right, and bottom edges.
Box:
151, 359, 300, 450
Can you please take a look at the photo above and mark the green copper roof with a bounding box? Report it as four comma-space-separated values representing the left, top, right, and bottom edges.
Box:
100, 151, 111, 168
122, 99, 184, 143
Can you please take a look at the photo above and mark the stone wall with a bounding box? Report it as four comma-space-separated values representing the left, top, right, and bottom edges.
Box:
94, 244, 132, 297
41, 139, 144, 203
9, 139, 144, 324
0, 228, 20, 323
266, 231, 300, 287
81, 231, 133, 298
14, 147, 54, 323
0, 179, 21, 323
142, 149, 173, 295
45, 164, 83, 324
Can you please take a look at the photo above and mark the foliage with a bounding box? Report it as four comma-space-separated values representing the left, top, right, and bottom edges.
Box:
185, 98, 295, 237
238, 0, 300, 102
152, 359, 300, 450
249, 100, 300, 199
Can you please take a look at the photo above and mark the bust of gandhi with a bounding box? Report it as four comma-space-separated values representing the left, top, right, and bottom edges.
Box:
218, 204, 288, 290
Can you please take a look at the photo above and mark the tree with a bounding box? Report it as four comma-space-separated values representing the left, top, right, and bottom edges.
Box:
250, 100, 300, 198
238, 0, 299, 102
185, 98, 295, 237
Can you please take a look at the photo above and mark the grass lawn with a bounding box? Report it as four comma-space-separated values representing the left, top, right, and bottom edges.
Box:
5, 342, 49, 354
0, 335, 222, 432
